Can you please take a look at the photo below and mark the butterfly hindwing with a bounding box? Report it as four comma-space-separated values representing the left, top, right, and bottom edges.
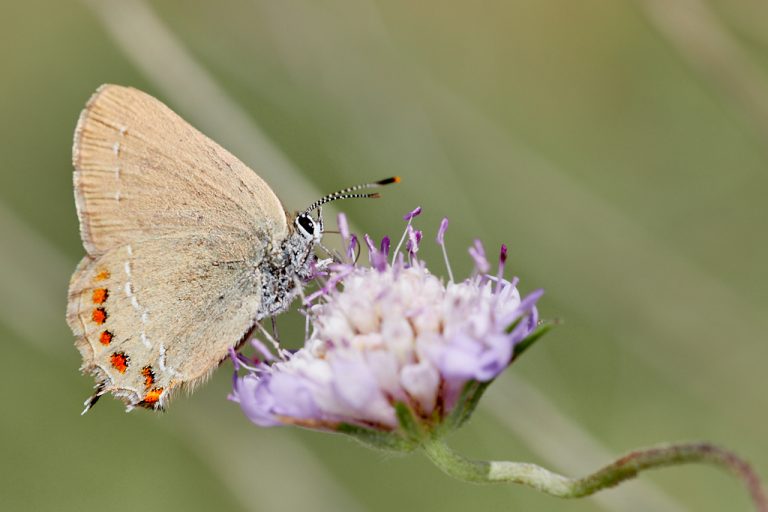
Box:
67, 232, 266, 409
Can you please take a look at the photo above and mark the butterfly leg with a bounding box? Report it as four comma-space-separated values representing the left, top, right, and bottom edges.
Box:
270, 316, 280, 345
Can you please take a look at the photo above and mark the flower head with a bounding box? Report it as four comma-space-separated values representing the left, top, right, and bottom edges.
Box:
230, 210, 546, 447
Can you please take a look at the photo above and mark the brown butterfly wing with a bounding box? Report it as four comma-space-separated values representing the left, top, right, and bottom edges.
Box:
67, 233, 264, 410
72, 84, 287, 256
69, 84, 289, 409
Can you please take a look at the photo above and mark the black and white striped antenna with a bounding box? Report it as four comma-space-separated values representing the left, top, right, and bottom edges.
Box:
303, 176, 400, 214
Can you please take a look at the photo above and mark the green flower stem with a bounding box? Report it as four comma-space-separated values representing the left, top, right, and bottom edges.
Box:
422, 439, 768, 511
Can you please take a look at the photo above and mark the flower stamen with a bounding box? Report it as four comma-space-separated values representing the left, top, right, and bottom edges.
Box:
392, 206, 422, 263
436, 218, 454, 283
469, 239, 490, 274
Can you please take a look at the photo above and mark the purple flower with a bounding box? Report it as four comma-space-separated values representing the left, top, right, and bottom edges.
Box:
230, 210, 544, 438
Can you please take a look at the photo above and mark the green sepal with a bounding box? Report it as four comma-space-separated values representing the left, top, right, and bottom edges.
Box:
441, 379, 493, 433
336, 422, 417, 452
395, 402, 426, 443
511, 322, 555, 363
505, 317, 523, 334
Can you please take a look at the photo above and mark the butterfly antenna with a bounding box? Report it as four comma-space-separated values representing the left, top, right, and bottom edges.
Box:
303, 176, 400, 214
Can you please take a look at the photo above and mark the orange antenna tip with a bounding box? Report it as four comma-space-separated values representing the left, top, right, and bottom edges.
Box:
377, 176, 400, 185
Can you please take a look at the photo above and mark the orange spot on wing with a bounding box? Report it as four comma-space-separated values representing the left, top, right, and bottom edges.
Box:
141, 366, 155, 389
92, 288, 109, 304
95, 270, 110, 281
110, 352, 129, 373
142, 387, 163, 405
99, 330, 113, 346
92, 308, 107, 324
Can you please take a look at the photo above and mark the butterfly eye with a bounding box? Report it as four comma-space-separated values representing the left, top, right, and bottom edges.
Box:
296, 214, 315, 238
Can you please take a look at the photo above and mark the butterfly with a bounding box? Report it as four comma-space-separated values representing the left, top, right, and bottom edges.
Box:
67, 84, 397, 413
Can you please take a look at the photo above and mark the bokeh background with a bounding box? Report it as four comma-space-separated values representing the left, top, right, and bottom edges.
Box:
2, 0, 767, 510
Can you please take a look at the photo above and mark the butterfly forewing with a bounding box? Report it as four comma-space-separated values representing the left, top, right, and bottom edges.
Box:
72, 84, 287, 255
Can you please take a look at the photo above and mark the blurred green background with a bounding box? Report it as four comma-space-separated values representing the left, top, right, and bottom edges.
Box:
2, 0, 767, 510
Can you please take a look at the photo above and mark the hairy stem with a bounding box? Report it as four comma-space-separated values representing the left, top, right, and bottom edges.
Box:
422, 440, 767, 510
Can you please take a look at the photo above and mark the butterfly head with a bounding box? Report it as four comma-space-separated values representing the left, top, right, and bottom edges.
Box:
282, 209, 323, 281
258, 178, 400, 317
294, 210, 323, 244
288, 176, 401, 265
